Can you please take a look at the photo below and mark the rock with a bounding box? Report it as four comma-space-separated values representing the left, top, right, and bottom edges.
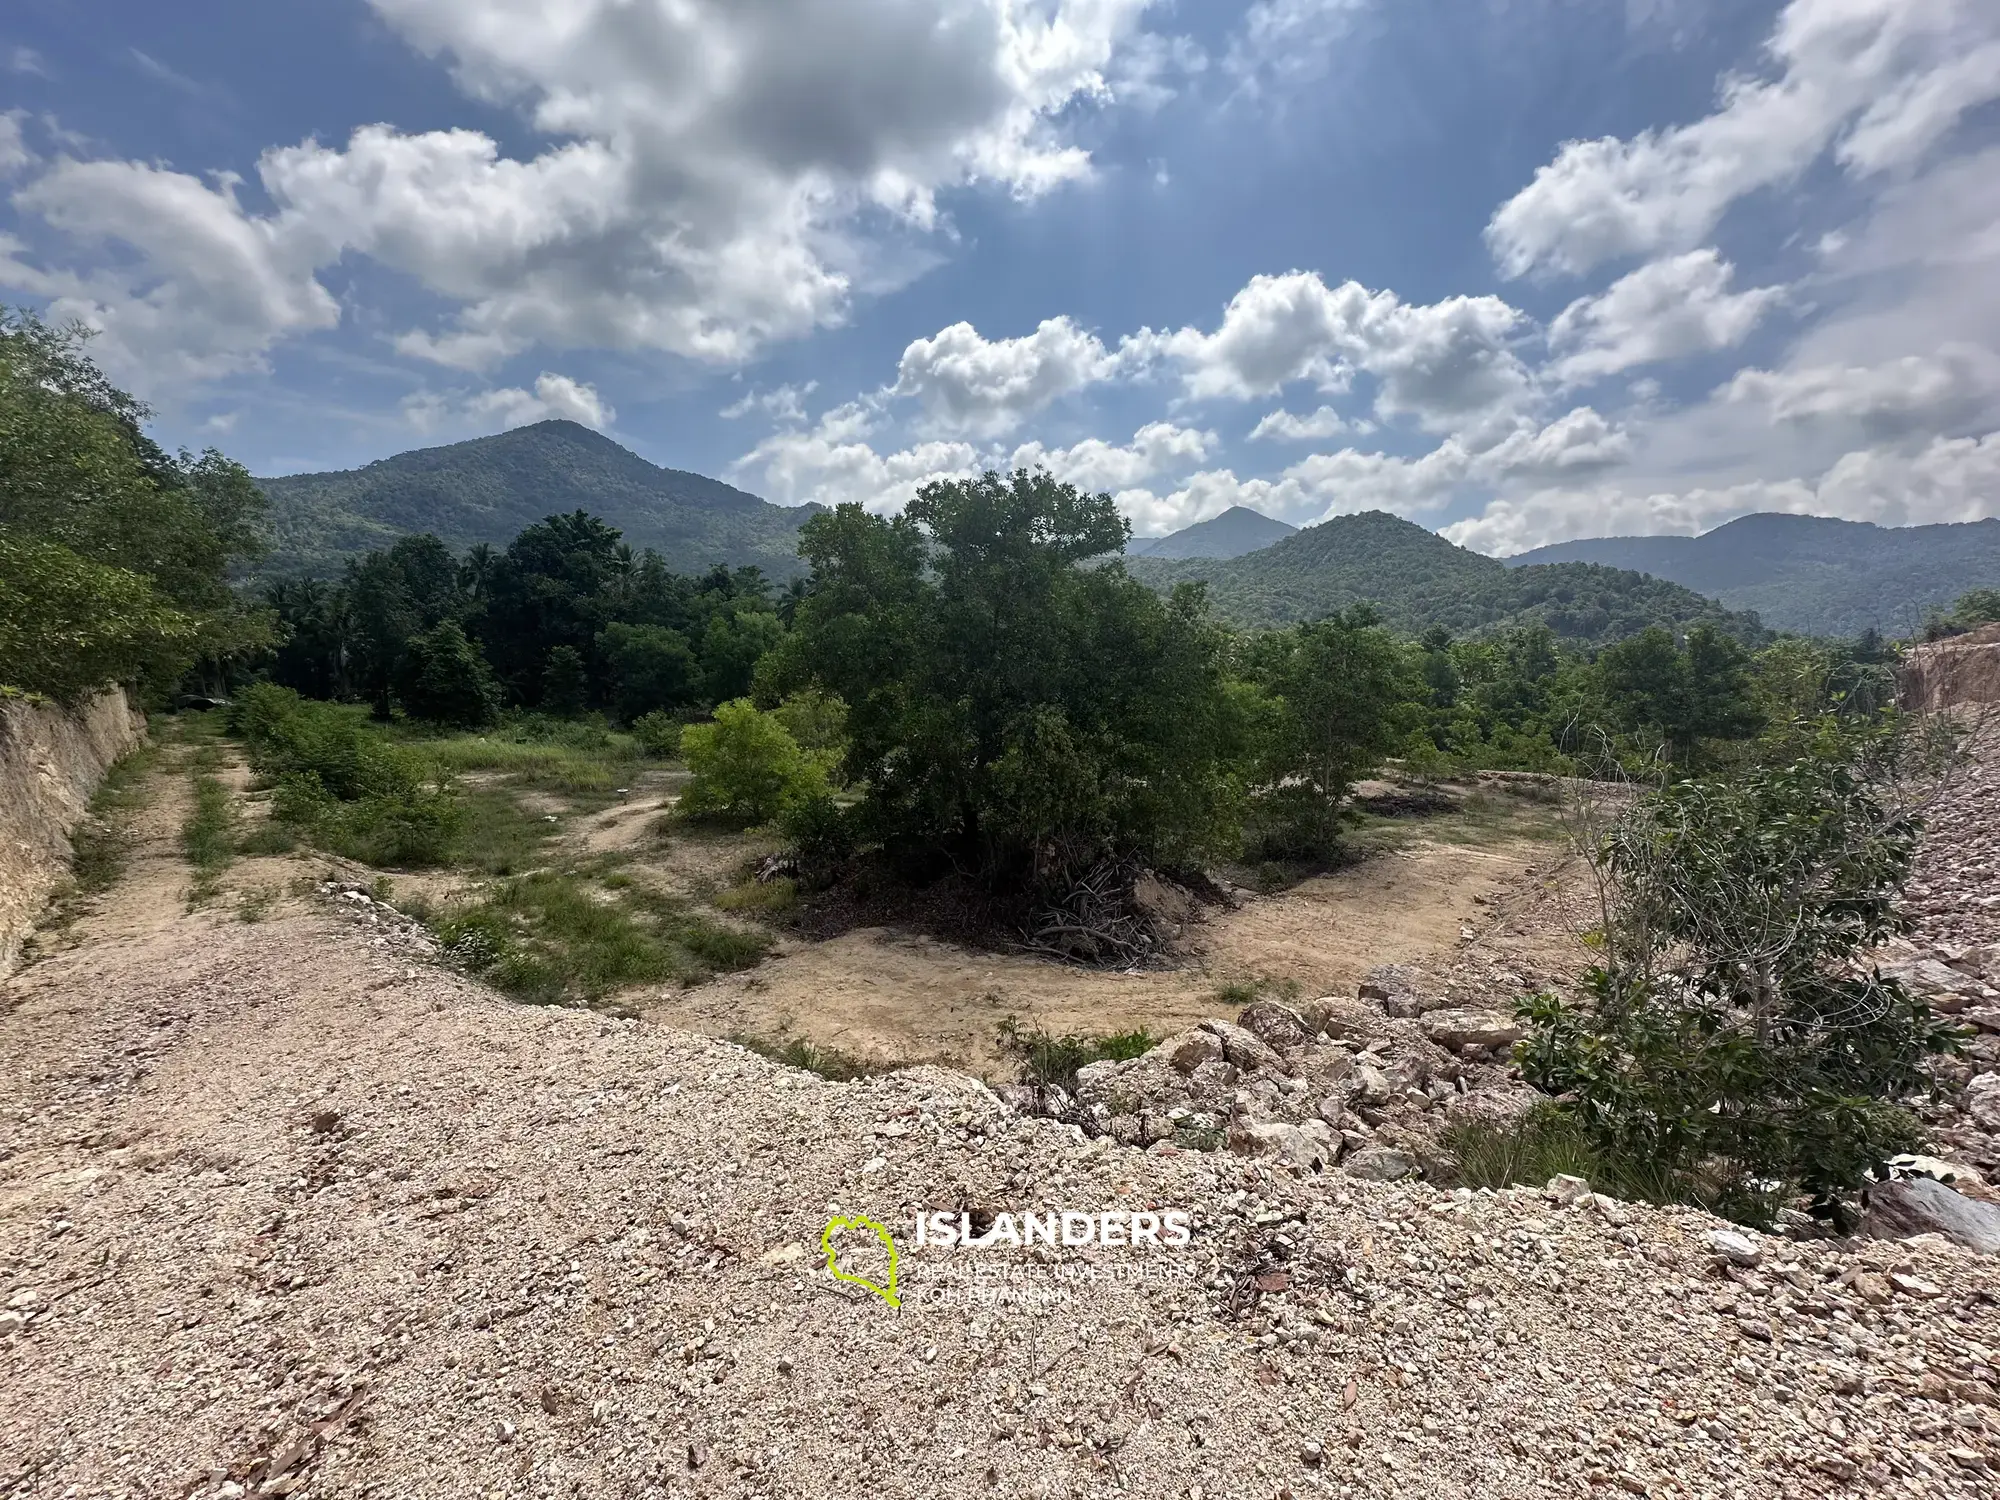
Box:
1152, 1027, 1223, 1075
1889, 1271, 1944, 1298
1236, 1000, 1313, 1052
1704, 1229, 1762, 1268
0, 1311, 22, 1337
1545, 1173, 1591, 1205
1228, 1119, 1336, 1170
1199, 1019, 1286, 1076
1849, 1271, 1892, 1306
1350, 1062, 1391, 1104
1736, 1318, 1774, 1343
1314, 1094, 1347, 1129
1885, 1152, 1986, 1188
1342, 1145, 1418, 1182
1357, 964, 1433, 1018
1185, 1059, 1239, 1101
1420, 1008, 1527, 1051
1965, 1073, 2000, 1132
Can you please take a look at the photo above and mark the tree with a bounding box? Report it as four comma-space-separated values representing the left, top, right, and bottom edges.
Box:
679, 699, 831, 825
541, 646, 589, 718
0, 308, 273, 700
1599, 624, 1762, 763
599, 622, 698, 722
1518, 726, 1964, 1223
784, 470, 1243, 884
396, 620, 500, 727
1243, 608, 1418, 857
1953, 587, 2000, 629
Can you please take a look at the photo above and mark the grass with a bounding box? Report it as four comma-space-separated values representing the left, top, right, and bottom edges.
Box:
735, 1033, 888, 1082
997, 1019, 1156, 1091
716, 876, 798, 913
428, 869, 770, 1005
452, 785, 565, 875
181, 767, 236, 908
66, 743, 159, 898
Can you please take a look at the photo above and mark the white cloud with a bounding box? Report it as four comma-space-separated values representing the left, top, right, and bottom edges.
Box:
1225, 0, 1368, 91
1249, 405, 1347, 442
1719, 346, 2000, 440
720, 381, 817, 424
6, 47, 46, 77
1487, 0, 2000, 278
0, 111, 31, 177
893, 316, 1126, 436
1445, 429, 2000, 554
729, 400, 980, 511
1141, 270, 1534, 436
1008, 421, 1214, 491
1480, 407, 1634, 478
1548, 250, 1783, 383
0, 158, 339, 391
404, 372, 616, 435
1, 0, 1165, 382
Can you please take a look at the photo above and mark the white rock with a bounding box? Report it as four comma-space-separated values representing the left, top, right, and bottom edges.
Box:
1705, 1229, 1762, 1268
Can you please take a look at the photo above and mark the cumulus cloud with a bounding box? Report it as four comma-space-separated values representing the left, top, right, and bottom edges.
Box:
893, 316, 1127, 436
1140, 270, 1534, 436
1547, 250, 1783, 383
1487, 0, 2000, 279
0, 158, 339, 390
1719, 346, 2000, 440
1445, 429, 2000, 554
728, 400, 981, 511
0, 111, 31, 177
404, 372, 616, 434
0, 0, 1165, 382
1249, 405, 1348, 442
1007, 421, 1215, 491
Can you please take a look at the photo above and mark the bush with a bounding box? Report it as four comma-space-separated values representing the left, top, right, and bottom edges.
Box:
232, 682, 462, 867
541, 645, 589, 717
997, 1019, 1154, 1091
1516, 732, 1965, 1224
630, 709, 683, 758
679, 699, 832, 825
396, 619, 500, 727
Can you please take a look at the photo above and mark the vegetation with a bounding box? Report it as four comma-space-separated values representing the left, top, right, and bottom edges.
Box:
679, 699, 834, 825
1125, 510, 1770, 647
998, 1018, 1156, 1091
0, 309, 273, 702
181, 760, 236, 907
1514, 719, 1965, 1225
253, 418, 816, 580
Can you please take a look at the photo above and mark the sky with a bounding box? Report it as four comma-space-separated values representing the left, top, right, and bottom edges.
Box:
3, 0, 1999, 553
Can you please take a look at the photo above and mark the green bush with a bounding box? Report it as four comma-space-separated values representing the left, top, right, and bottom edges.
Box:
396, 619, 501, 727
630, 709, 683, 758
679, 699, 832, 825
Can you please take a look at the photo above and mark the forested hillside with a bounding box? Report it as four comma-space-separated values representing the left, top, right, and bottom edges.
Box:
1127, 510, 1770, 646
1508, 512, 2000, 637
1126, 505, 1298, 560
257, 421, 817, 580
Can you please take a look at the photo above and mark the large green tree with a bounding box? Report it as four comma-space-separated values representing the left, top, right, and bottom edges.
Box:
782, 470, 1243, 882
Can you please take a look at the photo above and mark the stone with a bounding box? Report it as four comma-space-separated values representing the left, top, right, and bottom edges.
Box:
1736, 1318, 1774, 1343
1421, 1008, 1527, 1051
1153, 1027, 1223, 1075
1862, 1176, 2000, 1254
1236, 1000, 1313, 1052
1199, 1019, 1286, 1076
1704, 1229, 1763, 1268
1228, 1119, 1336, 1170
1185, 1059, 1239, 1101
1315, 1094, 1347, 1129
1545, 1174, 1591, 1205
0, 1312, 22, 1337
1342, 1145, 1418, 1182
1885, 1153, 1986, 1188
1965, 1073, 2000, 1132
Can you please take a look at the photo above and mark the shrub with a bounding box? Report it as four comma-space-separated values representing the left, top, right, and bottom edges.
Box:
630, 709, 683, 758
997, 1019, 1154, 1091
679, 699, 832, 825
541, 645, 589, 717
396, 619, 500, 727
1516, 731, 1965, 1224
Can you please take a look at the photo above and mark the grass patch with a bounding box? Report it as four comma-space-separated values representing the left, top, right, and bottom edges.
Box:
735, 1033, 887, 1082
182, 770, 236, 907
236, 819, 298, 856
67, 743, 159, 898
429, 870, 770, 1004
452, 786, 563, 875
997, 1018, 1155, 1091
715, 875, 797, 914
237, 884, 279, 922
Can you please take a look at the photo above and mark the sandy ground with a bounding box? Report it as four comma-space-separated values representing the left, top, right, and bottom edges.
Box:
3, 752, 1996, 1500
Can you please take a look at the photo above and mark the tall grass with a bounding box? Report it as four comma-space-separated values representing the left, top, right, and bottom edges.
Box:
181, 769, 235, 906
997, 1019, 1155, 1091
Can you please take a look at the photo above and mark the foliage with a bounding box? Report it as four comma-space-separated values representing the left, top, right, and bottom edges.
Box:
1950, 587, 2000, 629
997, 1018, 1155, 1091
600, 621, 697, 722
541, 645, 590, 718
395, 619, 501, 727
1240, 607, 1419, 857
785, 470, 1244, 884
1598, 624, 1763, 763
1516, 728, 1965, 1223
679, 699, 832, 825
734, 1033, 886, 1081
0, 309, 274, 700
230, 683, 462, 867
630, 709, 683, 757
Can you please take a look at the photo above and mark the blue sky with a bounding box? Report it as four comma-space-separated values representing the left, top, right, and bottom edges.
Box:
4, 0, 1999, 551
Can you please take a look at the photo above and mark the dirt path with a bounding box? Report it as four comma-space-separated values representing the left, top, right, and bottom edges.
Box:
4, 754, 1995, 1498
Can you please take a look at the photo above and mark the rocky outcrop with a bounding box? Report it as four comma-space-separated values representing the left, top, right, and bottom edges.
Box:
0, 689, 145, 974
1005, 975, 1538, 1176
1898, 622, 2000, 711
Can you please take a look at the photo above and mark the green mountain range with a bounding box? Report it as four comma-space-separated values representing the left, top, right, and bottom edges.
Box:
1125, 510, 1769, 647
256, 420, 817, 579
1507, 513, 2000, 637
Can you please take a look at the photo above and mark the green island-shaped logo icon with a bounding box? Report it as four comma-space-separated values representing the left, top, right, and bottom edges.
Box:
821, 1214, 900, 1308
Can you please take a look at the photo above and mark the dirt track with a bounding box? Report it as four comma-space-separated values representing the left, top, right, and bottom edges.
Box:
3, 764, 1998, 1498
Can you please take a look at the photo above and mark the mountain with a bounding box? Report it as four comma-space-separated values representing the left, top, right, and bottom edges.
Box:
1125, 510, 1768, 647
256, 420, 818, 579
1507, 513, 2000, 637
1126, 505, 1298, 560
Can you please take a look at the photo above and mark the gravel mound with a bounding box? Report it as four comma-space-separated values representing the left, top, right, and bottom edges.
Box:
5, 896, 1998, 1498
